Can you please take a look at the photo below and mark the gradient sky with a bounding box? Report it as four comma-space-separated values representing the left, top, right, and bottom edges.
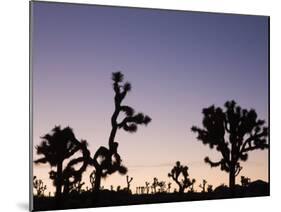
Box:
32, 2, 269, 195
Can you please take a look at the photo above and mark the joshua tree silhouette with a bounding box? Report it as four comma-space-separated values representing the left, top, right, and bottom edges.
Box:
151, 177, 159, 194
167, 182, 172, 193
145, 181, 150, 194
199, 179, 207, 193
241, 176, 251, 187
168, 161, 195, 193
91, 72, 151, 192
34, 126, 90, 200
33, 176, 47, 197
158, 181, 166, 193
126, 175, 133, 193
191, 100, 268, 190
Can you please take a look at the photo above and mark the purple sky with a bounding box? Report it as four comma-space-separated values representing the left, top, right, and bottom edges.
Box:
32, 2, 269, 194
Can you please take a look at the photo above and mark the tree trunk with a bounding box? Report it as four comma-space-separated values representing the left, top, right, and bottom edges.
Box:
55, 162, 63, 208
108, 126, 117, 150
229, 165, 236, 191
56, 162, 63, 199
93, 168, 102, 192
179, 186, 184, 194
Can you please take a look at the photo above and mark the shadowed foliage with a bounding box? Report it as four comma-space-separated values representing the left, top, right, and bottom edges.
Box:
168, 161, 195, 193
91, 72, 151, 192
34, 126, 91, 200
191, 100, 268, 189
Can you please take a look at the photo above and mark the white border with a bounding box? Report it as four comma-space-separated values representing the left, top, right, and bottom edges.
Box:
0, 0, 280, 212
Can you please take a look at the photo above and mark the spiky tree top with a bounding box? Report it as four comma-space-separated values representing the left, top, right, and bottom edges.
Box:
93, 72, 151, 170
35, 126, 90, 165
191, 100, 268, 176
168, 161, 195, 193
111, 71, 151, 137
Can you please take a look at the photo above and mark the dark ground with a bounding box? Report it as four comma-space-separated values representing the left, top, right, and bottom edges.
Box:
33, 180, 269, 211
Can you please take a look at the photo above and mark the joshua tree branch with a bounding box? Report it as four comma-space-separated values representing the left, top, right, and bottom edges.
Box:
235, 166, 242, 177
242, 144, 269, 152
241, 130, 268, 153
204, 157, 223, 167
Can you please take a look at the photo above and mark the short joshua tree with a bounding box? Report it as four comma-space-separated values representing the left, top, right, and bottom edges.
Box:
241, 176, 251, 187
126, 175, 133, 193
167, 182, 172, 193
199, 179, 207, 193
145, 181, 150, 194
151, 177, 159, 194
168, 161, 195, 193
33, 176, 47, 197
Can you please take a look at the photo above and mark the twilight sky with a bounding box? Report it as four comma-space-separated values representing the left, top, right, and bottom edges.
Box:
32, 2, 269, 194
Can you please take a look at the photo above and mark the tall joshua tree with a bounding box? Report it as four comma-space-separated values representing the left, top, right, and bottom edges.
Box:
91, 72, 151, 192
191, 100, 268, 190
34, 126, 90, 200
168, 161, 195, 193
